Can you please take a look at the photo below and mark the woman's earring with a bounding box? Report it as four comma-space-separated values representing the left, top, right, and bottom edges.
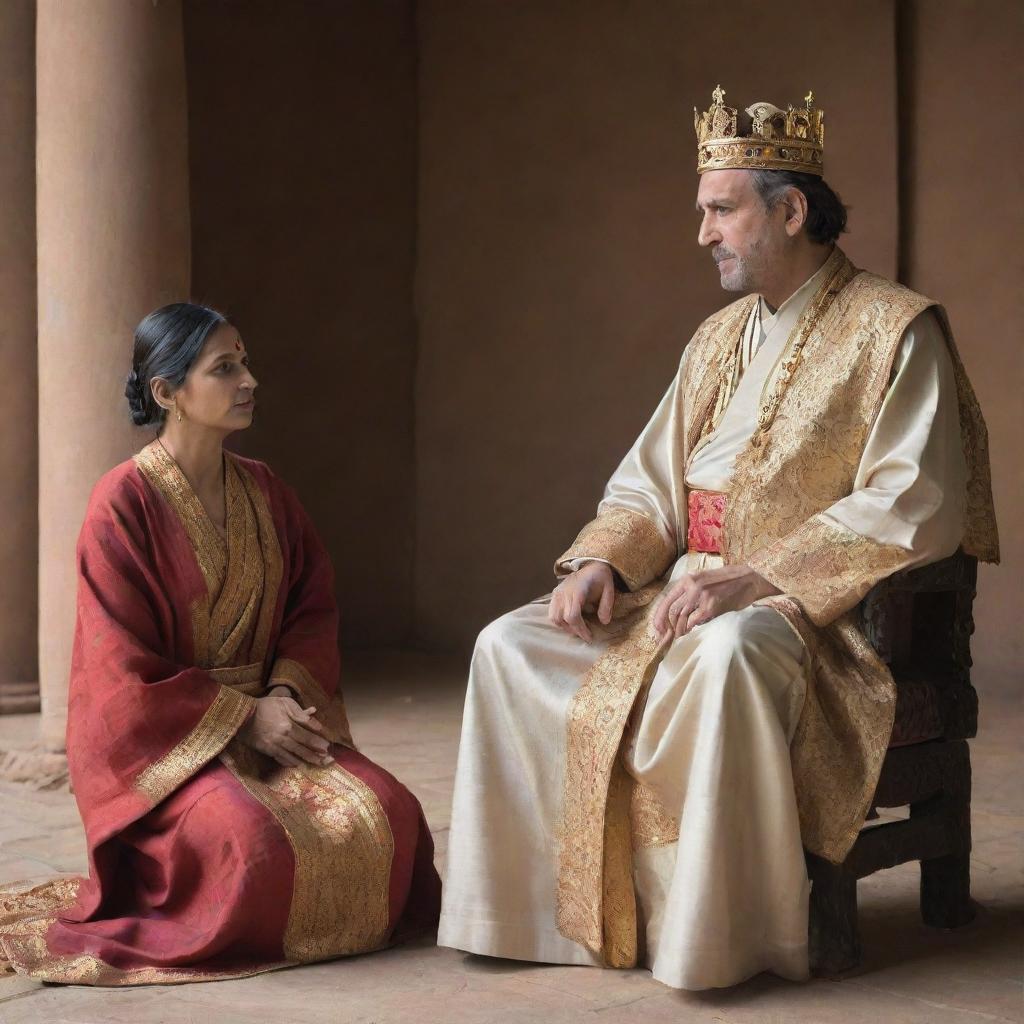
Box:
175, 402, 182, 424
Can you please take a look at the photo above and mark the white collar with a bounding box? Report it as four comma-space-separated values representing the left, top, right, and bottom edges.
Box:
758, 252, 835, 335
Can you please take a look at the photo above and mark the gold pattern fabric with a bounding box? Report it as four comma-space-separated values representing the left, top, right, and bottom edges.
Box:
629, 783, 680, 851
555, 508, 674, 591
0, 913, 287, 986
931, 307, 1000, 564
601, 760, 639, 968
749, 516, 912, 627
221, 743, 394, 961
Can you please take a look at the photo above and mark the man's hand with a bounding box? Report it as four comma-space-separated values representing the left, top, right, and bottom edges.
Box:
651, 563, 780, 640
239, 687, 333, 769
548, 561, 617, 642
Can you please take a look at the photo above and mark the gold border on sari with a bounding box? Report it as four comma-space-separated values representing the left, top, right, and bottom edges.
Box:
221, 743, 393, 962
135, 686, 256, 805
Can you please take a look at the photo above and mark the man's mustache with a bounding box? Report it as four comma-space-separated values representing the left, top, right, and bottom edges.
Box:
713, 247, 737, 264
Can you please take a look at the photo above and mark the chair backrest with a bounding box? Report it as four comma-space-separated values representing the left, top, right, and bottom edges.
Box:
860, 550, 978, 741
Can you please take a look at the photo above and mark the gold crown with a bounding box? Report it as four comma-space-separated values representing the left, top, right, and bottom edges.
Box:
694, 85, 825, 176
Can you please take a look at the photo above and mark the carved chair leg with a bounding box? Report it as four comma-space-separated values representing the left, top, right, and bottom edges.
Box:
920, 850, 974, 928
914, 745, 974, 930
809, 865, 861, 975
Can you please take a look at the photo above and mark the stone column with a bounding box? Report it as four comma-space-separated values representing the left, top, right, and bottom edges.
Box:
36, 0, 191, 751
0, 1, 39, 716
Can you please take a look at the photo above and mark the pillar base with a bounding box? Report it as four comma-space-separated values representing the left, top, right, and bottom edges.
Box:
0, 680, 40, 715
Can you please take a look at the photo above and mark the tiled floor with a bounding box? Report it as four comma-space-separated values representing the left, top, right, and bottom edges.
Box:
0, 651, 1020, 1024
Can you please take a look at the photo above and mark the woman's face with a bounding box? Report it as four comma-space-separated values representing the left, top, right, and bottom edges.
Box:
171, 323, 258, 432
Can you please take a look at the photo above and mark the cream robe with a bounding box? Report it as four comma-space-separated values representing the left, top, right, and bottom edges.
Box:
438, 260, 966, 990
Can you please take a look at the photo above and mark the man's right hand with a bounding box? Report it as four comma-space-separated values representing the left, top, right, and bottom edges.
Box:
239, 689, 333, 769
548, 561, 616, 642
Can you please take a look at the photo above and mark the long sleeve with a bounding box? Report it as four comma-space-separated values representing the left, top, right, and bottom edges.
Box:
749, 309, 966, 626
554, 357, 684, 590
67, 481, 256, 831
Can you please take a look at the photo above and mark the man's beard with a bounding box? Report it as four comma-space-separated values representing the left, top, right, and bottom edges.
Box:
713, 243, 764, 293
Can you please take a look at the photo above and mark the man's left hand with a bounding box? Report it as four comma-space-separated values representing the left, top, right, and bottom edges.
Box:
651, 563, 781, 641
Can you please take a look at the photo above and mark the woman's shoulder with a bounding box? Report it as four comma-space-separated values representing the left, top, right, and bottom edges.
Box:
88, 457, 150, 513
79, 457, 157, 550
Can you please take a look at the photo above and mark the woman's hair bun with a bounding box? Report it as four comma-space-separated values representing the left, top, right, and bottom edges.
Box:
124, 369, 152, 427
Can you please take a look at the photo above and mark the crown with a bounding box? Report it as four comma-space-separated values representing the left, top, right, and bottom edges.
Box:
694, 85, 825, 176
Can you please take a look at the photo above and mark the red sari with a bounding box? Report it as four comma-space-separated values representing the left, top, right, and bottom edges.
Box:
0, 441, 440, 984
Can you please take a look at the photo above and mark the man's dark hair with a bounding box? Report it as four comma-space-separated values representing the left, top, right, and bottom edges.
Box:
749, 169, 848, 246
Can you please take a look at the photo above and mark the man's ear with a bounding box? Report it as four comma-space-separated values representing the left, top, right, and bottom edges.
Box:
782, 187, 808, 237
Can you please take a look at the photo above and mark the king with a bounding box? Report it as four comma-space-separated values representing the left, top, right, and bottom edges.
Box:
438, 87, 999, 989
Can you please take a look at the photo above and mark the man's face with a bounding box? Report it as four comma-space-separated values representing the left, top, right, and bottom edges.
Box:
695, 170, 788, 293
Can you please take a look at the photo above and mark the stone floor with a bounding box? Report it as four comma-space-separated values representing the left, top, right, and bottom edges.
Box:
0, 651, 1020, 1024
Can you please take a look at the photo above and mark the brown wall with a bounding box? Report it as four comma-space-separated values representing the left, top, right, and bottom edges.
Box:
414, 0, 899, 649
174, 0, 1021, 691
184, 0, 418, 646
901, 0, 1024, 692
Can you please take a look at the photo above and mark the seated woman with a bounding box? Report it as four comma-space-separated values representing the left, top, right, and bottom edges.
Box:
0, 303, 440, 985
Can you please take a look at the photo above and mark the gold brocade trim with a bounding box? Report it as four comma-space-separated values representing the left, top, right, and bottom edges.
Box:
555, 588, 663, 960
749, 515, 913, 627
0, 876, 80, 928
270, 658, 354, 748
0, 912, 290, 985
220, 742, 393, 962
208, 458, 262, 667
697, 297, 762, 447
757, 595, 897, 862
674, 296, 757, 542
752, 250, 854, 441
602, 761, 638, 968
133, 445, 284, 674
555, 508, 674, 591
932, 307, 1000, 564
0, 877, 292, 985
209, 662, 264, 696
134, 441, 227, 599
135, 687, 255, 805
629, 783, 680, 850
235, 461, 285, 669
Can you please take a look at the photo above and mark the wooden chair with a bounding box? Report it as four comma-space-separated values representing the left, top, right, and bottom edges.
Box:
807, 550, 978, 975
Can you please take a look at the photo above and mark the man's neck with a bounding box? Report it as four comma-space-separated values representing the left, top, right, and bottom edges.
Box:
759, 244, 833, 312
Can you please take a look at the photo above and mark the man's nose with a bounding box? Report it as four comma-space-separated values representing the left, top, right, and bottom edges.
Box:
697, 214, 719, 248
